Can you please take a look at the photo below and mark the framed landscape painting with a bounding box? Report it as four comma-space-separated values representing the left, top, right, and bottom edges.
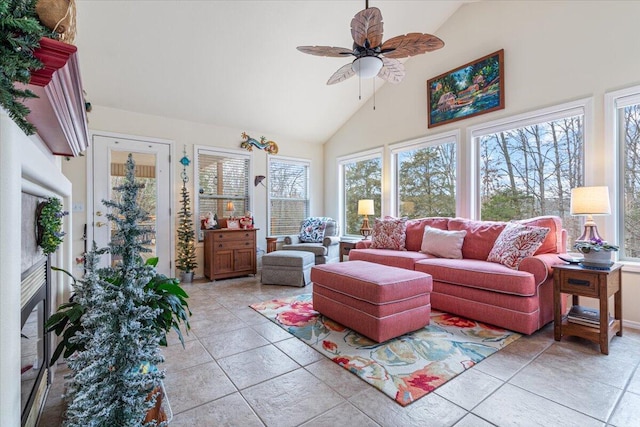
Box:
427, 49, 504, 128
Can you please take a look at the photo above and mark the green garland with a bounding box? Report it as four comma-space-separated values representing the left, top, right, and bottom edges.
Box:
37, 197, 68, 255
0, 0, 48, 135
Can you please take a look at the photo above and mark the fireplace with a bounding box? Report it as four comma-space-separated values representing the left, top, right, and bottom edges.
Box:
20, 193, 52, 427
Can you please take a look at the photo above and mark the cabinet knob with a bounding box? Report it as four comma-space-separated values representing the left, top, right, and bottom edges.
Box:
218, 244, 223, 248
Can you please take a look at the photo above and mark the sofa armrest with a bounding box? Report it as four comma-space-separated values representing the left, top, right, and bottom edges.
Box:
284, 235, 301, 245
323, 236, 340, 247
518, 253, 566, 286
355, 240, 372, 249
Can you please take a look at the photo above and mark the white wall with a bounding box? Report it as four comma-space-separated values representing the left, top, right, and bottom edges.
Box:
323, 1, 640, 325
63, 105, 324, 279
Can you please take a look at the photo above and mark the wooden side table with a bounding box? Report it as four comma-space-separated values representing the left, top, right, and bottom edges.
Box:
266, 236, 277, 253
553, 263, 622, 355
339, 240, 358, 262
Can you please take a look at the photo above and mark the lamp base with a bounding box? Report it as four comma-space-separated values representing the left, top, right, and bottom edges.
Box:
575, 224, 604, 243
360, 216, 372, 240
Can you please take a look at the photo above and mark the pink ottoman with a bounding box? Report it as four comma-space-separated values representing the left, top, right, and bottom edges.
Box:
311, 260, 432, 342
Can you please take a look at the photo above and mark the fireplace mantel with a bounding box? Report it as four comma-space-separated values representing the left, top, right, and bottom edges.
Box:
23, 37, 89, 157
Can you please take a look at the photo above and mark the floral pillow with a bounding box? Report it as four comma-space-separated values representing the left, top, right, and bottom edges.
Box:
299, 217, 333, 243
370, 216, 408, 251
487, 222, 550, 269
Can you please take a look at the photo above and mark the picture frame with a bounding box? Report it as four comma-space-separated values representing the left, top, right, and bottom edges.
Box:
226, 219, 240, 229
427, 49, 504, 128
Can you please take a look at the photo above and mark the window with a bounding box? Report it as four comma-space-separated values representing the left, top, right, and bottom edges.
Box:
195, 147, 250, 240
338, 149, 382, 236
471, 100, 588, 246
609, 87, 640, 261
268, 156, 310, 236
391, 133, 457, 219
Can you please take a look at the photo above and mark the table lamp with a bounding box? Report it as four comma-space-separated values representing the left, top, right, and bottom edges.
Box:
358, 199, 374, 239
570, 186, 611, 242
226, 201, 235, 218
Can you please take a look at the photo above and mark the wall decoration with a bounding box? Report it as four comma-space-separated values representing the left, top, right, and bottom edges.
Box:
427, 49, 504, 128
36, 196, 68, 255
226, 219, 240, 229
240, 132, 279, 155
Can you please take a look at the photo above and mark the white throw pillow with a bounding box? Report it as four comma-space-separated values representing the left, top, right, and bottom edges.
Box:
420, 226, 467, 259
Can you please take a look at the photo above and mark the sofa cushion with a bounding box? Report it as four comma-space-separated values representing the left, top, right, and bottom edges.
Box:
487, 223, 550, 269
414, 258, 536, 296
370, 216, 407, 251
348, 248, 432, 270
299, 217, 333, 243
518, 216, 563, 254
420, 227, 466, 259
404, 217, 450, 252
282, 243, 327, 256
447, 218, 506, 260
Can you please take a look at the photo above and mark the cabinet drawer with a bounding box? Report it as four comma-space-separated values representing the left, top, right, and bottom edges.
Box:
214, 240, 255, 250
560, 271, 599, 297
212, 231, 255, 242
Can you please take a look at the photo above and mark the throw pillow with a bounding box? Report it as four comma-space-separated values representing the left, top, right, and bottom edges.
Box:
299, 217, 333, 243
420, 226, 467, 259
487, 222, 550, 269
370, 217, 408, 251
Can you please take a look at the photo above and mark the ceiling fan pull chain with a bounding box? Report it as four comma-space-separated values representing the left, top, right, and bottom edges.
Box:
373, 78, 376, 110
359, 71, 362, 100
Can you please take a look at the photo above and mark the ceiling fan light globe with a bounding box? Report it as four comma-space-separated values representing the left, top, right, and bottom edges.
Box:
352, 56, 383, 79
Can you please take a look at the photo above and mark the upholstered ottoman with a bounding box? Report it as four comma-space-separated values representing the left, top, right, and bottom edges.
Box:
261, 250, 315, 287
311, 261, 432, 342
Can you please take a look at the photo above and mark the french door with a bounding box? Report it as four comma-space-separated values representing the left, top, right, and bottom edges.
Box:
89, 134, 173, 276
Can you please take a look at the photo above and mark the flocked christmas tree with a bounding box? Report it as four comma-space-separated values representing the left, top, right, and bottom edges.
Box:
176, 180, 197, 275
63, 154, 165, 426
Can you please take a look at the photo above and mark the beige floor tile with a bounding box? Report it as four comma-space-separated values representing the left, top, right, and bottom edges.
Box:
165, 324, 198, 346
163, 361, 237, 414
609, 391, 640, 427
190, 309, 247, 339
472, 348, 532, 381
251, 319, 296, 342
275, 337, 325, 366
242, 368, 344, 427
305, 359, 370, 399
234, 305, 272, 325
453, 413, 495, 427
169, 392, 263, 427
627, 368, 640, 394
350, 386, 467, 427
435, 368, 504, 410
160, 339, 213, 373
301, 402, 379, 427
199, 327, 269, 359
217, 345, 299, 389
510, 359, 623, 421
473, 383, 603, 427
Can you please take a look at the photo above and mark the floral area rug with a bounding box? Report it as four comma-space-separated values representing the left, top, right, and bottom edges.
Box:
250, 294, 520, 406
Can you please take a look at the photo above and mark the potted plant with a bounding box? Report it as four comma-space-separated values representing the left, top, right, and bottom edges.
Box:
176, 181, 197, 282
574, 238, 619, 265
46, 154, 190, 426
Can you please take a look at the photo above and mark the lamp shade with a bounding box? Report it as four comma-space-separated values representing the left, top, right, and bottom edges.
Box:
352, 56, 383, 79
357, 199, 375, 216
570, 186, 611, 215
226, 201, 234, 212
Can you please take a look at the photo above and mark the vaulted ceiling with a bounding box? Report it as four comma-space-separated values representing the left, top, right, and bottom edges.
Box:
75, 1, 469, 144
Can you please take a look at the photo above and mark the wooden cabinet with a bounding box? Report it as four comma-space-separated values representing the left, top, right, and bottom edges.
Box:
204, 229, 257, 280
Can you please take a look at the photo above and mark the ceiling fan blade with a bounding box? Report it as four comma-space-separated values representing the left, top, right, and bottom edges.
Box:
378, 57, 405, 84
351, 7, 383, 48
296, 46, 353, 57
381, 33, 445, 58
327, 63, 356, 85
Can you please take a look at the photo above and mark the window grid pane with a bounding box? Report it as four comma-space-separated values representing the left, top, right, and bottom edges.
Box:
622, 104, 640, 259
478, 115, 584, 247
396, 143, 456, 219
343, 157, 382, 235
269, 160, 309, 236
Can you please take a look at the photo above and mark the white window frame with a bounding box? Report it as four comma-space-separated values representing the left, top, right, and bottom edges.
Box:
337, 148, 383, 238
193, 146, 253, 243
389, 130, 460, 217
605, 85, 640, 269
267, 155, 310, 237
467, 98, 593, 220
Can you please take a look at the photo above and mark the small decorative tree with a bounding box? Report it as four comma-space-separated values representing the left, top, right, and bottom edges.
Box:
175, 149, 197, 281
63, 154, 166, 426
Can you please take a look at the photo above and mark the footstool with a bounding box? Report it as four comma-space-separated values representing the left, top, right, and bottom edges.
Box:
261, 250, 315, 287
311, 260, 432, 342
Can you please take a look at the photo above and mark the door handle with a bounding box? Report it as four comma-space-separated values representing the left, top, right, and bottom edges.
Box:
96, 221, 106, 228
96, 211, 103, 216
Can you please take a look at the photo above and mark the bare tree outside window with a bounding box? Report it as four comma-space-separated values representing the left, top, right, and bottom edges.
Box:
269, 159, 309, 236
622, 104, 640, 259
479, 115, 584, 247
343, 157, 382, 235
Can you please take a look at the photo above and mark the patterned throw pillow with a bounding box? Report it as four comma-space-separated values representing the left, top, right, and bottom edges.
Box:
370, 217, 408, 251
487, 222, 550, 269
299, 217, 333, 243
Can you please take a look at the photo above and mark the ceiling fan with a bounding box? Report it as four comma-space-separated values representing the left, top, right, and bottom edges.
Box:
297, 1, 445, 85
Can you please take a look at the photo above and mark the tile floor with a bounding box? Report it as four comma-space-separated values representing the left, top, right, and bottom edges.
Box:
39, 275, 640, 427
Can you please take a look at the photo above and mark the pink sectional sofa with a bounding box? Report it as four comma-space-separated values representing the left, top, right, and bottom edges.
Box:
349, 216, 567, 335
